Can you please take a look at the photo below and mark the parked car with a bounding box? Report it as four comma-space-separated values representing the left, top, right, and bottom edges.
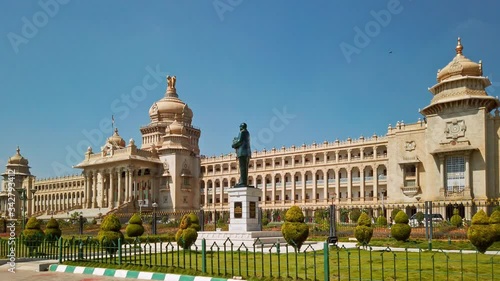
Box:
409, 213, 443, 227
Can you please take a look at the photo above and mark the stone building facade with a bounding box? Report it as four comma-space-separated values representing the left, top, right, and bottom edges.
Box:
199, 39, 500, 220
1, 38, 499, 220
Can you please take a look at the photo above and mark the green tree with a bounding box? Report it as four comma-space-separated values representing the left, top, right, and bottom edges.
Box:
23, 217, 45, 255
376, 216, 387, 226
175, 213, 200, 249
391, 208, 402, 222
126, 213, 145, 237
391, 211, 411, 241
450, 208, 463, 227
281, 206, 309, 250
355, 212, 373, 245
45, 218, 62, 242
467, 210, 495, 253
415, 211, 425, 226
349, 208, 362, 223
97, 214, 124, 255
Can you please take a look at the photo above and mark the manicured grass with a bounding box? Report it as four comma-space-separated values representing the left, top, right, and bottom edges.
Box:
67, 243, 500, 281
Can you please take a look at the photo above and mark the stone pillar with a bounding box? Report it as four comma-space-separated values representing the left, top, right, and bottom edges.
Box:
291, 174, 296, 204
347, 167, 352, 203
84, 173, 90, 209
301, 171, 306, 204
281, 175, 285, 206
109, 170, 114, 208
127, 168, 134, 202
125, 170, 130, 203
373, 146, 378, 159
271, 175, 276, 206
117, 169, 122, 205
100, 171, 105, 208
373, 164, 379, 202
323, 168, 328, 203
92, 170, 98, 208
360, 168, 365, 202
335, 151, 339, 163
335, 170, 340, 202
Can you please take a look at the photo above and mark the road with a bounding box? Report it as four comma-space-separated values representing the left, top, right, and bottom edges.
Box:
0, 270, 119, 280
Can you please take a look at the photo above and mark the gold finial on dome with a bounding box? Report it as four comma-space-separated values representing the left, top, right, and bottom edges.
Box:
456, 37, 463, 55
16, 146, 20, 155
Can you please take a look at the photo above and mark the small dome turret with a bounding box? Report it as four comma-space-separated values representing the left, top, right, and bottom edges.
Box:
107, 128, 126, 147
8, 147, 29, 166
436, 38, 483, 83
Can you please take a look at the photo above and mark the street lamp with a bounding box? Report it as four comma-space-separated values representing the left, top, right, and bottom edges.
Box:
138, 199, 143, 215
152, 202, 158, 235
79, 211, 84, 235
328, 193, 338, 244
14, 186, 36, 231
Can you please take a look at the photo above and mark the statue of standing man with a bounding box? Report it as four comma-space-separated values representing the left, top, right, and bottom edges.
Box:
232, 123, 251, 187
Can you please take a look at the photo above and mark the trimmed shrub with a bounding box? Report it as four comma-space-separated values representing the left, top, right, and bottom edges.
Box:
97, 214, 124, 255
376, 216, 387, 226
175, 213, 199, 249
489, 210, 500, 242
391, 211, 411, 241
23, 217, 45, 254
450, 209, 463, 228
415, 212, 425, 226
262, 217, 269, 226
281, 206, 309, 250
126, 213, 144, 237
355, 213, 373, 245
349, 209, 362, 223
391, 209, 402, 221
467, 210, 494, 253
45, 218, 62, 241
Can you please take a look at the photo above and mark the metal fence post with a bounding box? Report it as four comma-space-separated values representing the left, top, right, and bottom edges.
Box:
324, 242, 330, 281
201, 238, 206, 273
118, 238, 122, 265
58, 237, 62, 263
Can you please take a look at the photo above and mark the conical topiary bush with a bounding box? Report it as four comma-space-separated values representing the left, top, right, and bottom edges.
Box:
126, 213, 144, 238
281, 206, 309, 250
45, 217, 62, 242
488, 210, 500, 242
355, 212, 373, 245
391, 211, 411, 241
468, 210, 495, 253
175, 213, 199, 249
23, 217, 45, 255
450, 209, 463, 227
97, 214, 124, 255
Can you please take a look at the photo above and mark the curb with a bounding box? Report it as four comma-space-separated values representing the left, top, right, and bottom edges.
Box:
49, 264, 243, 281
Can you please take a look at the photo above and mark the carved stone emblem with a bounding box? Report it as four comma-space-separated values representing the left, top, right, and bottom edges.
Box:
445, 119, 466, 140
405, 141, 416, 151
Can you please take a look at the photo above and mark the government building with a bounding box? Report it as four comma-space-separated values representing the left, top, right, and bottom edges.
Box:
1, 39, 500, 221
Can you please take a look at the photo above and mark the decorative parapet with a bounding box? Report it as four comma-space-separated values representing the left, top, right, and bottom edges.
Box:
400, 185, 420, 198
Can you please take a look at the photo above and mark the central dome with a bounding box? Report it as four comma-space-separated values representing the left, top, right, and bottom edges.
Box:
437, 38, 482, 82
149, 75, 193, 123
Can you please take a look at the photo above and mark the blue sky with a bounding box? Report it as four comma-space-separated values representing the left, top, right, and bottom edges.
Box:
1, 0, 500, 179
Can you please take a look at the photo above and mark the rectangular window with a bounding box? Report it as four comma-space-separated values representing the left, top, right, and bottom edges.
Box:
446, 156, 465, 192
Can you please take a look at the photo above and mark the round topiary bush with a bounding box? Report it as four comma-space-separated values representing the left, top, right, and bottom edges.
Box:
355, 212, 373, 245
376, 216, 387, 226
23, 217, 45, 255
467, 210, 495, 253
450, 209, 463, 228
45, 218, 62, 241
97, 214, 124, 255
391, 211, 411, 241
281, 206, 309, 250
175, 213, 199, 249
391, 209, 402, 221
488, 210, 500, 242
126, 213, 144, 238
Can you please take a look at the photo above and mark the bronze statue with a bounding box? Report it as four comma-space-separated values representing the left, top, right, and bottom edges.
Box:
232, 123, 251, 187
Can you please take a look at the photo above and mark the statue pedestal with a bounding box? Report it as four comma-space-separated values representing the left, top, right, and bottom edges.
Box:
227, 186, 261, 232
197, 186, 285, 248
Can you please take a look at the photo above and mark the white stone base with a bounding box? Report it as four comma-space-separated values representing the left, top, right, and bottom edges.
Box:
227, 186, 261, 232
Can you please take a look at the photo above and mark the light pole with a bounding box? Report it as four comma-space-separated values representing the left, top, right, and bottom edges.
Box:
79, 211, 84, 235
328, 193, 338, 244
152, 202, 158, 235
14, 187, 36, 231
138, 199, 143, 215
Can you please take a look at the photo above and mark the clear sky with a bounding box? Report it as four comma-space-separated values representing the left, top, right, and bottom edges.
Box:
1, 0, 500, 179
